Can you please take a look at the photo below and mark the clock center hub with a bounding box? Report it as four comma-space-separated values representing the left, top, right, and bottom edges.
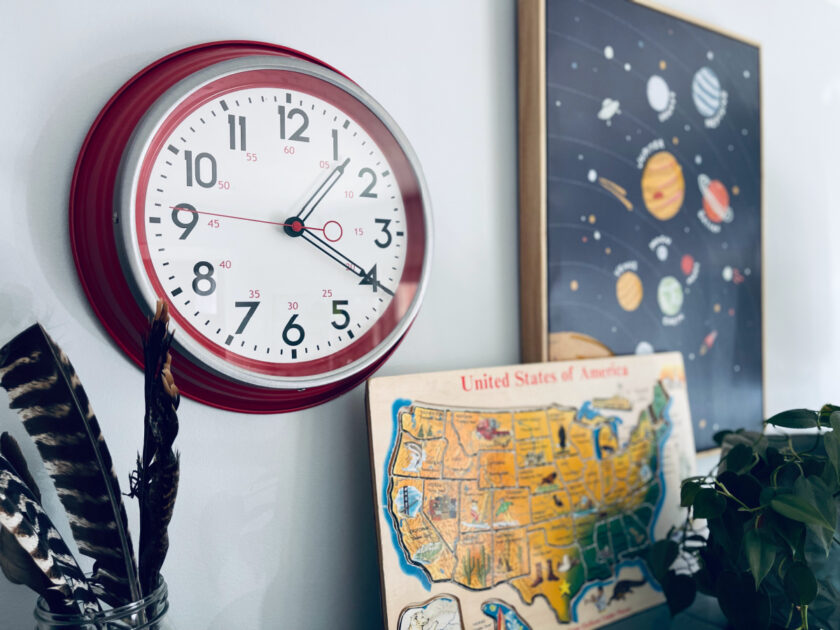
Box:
284, 217, 306, 237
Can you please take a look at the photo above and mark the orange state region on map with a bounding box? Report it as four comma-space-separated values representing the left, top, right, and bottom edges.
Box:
566, 422, 597, 459
548, 408, 577, 451
492, 527, 529, 584
391, 433, 446, 478
390, 479, 457, 582
443, 416, 479, 479
516, 436, 554, 469
423, 479, 460, 549
491, 488, 531, 530
400, 406, 446, 440
601, 458, 619, 504
583, 459, 604, 503
460, 481, 493, 532
513, 410, 550, 441
450, 410, 513, 455
454, 532, 494, 589
478, 451, 517, 489
509, 529, 585, 624
518, 464, 562, 494
531, 489, 572, 522
543, 515, 577, 547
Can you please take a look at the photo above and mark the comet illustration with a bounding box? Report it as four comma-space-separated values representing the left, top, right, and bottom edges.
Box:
699, 330, 717, 356
599, 177, 634, 211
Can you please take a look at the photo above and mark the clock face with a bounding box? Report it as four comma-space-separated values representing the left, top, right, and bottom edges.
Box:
114, 56, 429, 389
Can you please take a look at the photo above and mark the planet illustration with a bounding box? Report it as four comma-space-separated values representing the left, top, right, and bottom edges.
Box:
646, 75, 670, 112
697, 174, 734, 223
597, 98, 621, 122
657, 276, 684, 316
681, 254, 695, 276
641, 151, 685, 220
616, 271, 644, 311
692, 66, 722, 117
635, 340, 654, 354
549, 332, 613, 361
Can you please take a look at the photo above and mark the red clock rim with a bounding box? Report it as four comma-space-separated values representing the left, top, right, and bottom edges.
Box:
133, 68, 426, 378
69, 41, 428, 412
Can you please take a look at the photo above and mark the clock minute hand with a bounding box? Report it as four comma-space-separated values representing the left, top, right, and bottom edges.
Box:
296, 157, 350, 223
300, 230, 394, 296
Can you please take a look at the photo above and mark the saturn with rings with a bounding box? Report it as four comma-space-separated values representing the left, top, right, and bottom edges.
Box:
697, 173, 734, 224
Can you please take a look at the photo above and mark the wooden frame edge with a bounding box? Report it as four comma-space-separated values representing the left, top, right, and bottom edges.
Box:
518, 0, 548, 363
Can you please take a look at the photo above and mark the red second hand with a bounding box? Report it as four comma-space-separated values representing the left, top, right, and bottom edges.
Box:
170, 205, 343, 242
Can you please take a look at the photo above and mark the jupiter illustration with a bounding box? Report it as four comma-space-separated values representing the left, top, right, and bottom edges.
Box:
616, 271, 644, 311
641, 151, 685, 220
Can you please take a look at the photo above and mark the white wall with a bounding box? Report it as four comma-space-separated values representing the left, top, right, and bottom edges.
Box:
0, 1, 837, 628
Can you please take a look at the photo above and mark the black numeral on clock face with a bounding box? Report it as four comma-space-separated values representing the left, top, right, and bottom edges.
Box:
282, 314, 305, 346
331, 300, 350, 330
278, 106, 310, 142
359, 264, 379, 292
234, 301, 259, 333
358, 167, 378, 198
228, 115, 246, 151
192, 261, 216, 296
374, 219, 392, 248
171, 203, 198, 239
185, 151, 217, 188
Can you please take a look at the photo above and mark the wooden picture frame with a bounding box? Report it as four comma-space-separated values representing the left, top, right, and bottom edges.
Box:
518, 0, 763, 450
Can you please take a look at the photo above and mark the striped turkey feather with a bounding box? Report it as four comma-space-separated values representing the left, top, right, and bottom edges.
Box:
134, 301, 180, 594
0, 324, 141, 606
0, 452, 100, 614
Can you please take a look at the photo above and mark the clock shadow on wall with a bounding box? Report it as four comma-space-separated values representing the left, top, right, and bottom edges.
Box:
70, 41, 432, 414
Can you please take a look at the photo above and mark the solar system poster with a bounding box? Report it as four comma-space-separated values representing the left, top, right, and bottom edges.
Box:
543, 0, 762, 450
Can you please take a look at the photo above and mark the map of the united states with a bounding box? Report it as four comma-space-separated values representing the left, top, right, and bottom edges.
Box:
386, 383, 670, 623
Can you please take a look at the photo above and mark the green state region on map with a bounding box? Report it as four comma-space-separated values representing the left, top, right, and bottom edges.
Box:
387, 383, 671, 623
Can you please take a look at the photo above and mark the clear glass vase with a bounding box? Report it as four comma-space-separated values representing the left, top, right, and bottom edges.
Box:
33, 578, 171, 629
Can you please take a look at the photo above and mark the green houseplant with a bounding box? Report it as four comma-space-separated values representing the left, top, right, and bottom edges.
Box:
647, 405, 840, 629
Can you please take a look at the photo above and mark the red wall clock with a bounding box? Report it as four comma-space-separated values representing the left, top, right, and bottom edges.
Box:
70, 41, 432, 413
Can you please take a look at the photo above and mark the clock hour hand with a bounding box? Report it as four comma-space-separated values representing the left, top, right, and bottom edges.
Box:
298, 229, 394, 296
296, 157, 350, 223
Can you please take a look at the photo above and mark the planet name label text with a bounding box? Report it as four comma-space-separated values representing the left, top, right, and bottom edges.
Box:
635, 138, 665, 170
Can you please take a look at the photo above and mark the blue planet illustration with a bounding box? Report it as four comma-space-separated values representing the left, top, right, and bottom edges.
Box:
692, 66, 722, 117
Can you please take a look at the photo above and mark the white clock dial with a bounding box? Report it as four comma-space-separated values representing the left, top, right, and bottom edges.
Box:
115, 56, 430, 389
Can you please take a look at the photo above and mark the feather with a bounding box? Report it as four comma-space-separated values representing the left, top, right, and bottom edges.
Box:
0, 432, 40, 502
0, 324, 141, 607
0, 452, 100, 614
132, 301, 180, 594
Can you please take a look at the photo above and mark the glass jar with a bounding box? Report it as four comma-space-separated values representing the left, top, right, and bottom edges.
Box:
33, 578, 171, 630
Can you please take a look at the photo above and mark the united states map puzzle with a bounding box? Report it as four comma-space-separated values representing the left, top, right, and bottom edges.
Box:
368, 354, 695, 629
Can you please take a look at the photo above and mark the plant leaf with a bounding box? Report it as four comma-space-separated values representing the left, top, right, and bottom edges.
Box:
828, 415, 840, 485
796, 476, 837, 554
744, 528, 776, 589
818, 404, 840, 426
713, 430, 733, 446
765, 409, 817, 429
663, 570, 696, 616
724, 444, 755, 474
680, 480, 702, 508
646, 539, 678, 583
783, 561, 817, 605
770, 493, 834, 530
693, 487, 726, 519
